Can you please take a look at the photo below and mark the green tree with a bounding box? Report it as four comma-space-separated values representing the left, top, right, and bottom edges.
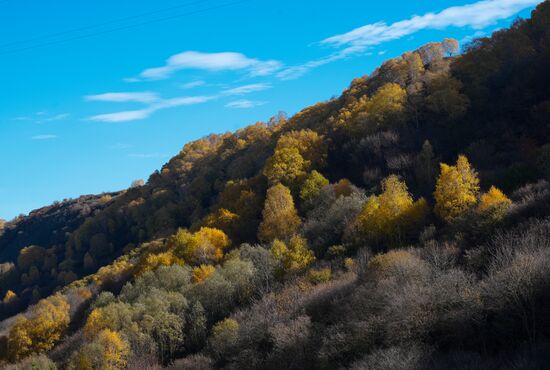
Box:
300, 170, 329, 202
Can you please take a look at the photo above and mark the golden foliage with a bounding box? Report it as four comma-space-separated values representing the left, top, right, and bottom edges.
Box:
172, 227, 231, 265
74, 329, 130, 370
136, 251, 183, 275
434, 155, 480, 222
271, 236, 315, 275
192, 264, 216, 283
350, 175, 428, 246
3, 290, 17, 304
258, 184, 301, 242
478, 186, 512, 212
263, 147, 308, 187
365, 83, 407, 127
7, 295, 70, 361
276, 129, 327, 169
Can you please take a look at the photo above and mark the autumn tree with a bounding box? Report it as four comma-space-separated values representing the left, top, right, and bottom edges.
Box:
365, 83, 407, 127
72, 329, 130, 370
136, 251, 184, 275
258, 184, 301, 242
418, 42, 444, 65
434, 155, 480, 222
442, 38, 459, 56
7, 295, 70, 361
192, 264, 216, 283
276, 129, 327, 169
263, 147, 308, 188
348, 175, 428, 247
300, 170, 329, 202
478, 186, 512, 220
271, 236, 315, 276
172, 227, 231, 265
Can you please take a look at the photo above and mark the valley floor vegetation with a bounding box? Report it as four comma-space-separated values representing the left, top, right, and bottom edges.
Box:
1, 2, 550, 369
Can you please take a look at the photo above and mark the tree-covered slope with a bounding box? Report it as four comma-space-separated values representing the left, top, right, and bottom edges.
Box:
1, 2, 550, 368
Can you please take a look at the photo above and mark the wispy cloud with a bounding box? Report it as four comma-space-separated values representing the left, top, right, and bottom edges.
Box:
323, 0, 541, 49
225, 100, 266, 109
88, 95, 214, 122
222, 83, 272, 95
85, 92, 160, 104
280, 0, 541, 80
179, 80, 206, 89
44, 113, 70, 122
31, 134, 57, 140
135, 51, 283, 81
14, 112, 70, 123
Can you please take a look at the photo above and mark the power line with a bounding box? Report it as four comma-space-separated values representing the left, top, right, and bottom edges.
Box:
0, 0, 212, 49
0, 0, 249, 55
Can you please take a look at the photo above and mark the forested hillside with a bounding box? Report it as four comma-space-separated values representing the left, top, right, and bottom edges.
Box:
1, 2, 550, 368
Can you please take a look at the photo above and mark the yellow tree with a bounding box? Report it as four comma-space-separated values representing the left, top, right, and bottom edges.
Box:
434, 155, 480, 222
263, 147, 308, 187
173, 227, 231, 265
271, 236, 315, 275
192, 264, 216, 283
258, 184, 301, 242
74, 329, 130, 370
365, 83, 407, 127
349, 175, 428, 247
478, 186, 512, 219
97, 329, 130, 370
7, 295, 70, 361
136, 251, 183, 275
276, 129, 327, 169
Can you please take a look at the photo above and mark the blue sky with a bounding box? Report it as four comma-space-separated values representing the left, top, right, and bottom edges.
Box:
0, 0, 542, 220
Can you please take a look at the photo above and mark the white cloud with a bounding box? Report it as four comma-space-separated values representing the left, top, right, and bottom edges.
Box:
179, 80, 206, 89
88, 95, 214, 122
89, 109, 152, 122
31, 134, 57, 140
280, 0, 541, 80
137, 51, 282, 80
85, 92, 160, 104
222, 83, 272, 95
225, 100, 266, 109
44, 113, 70, 122
322, 0, 541, 49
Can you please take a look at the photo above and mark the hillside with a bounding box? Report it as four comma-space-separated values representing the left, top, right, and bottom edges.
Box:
1, 2, 550, 369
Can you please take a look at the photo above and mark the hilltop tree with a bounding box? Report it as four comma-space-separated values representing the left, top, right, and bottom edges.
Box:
442, 38, 459, 56
258, 184, 301, 242
434, 155, 480, 222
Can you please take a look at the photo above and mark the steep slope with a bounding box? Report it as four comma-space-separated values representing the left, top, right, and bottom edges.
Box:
0, 2, 550, 368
